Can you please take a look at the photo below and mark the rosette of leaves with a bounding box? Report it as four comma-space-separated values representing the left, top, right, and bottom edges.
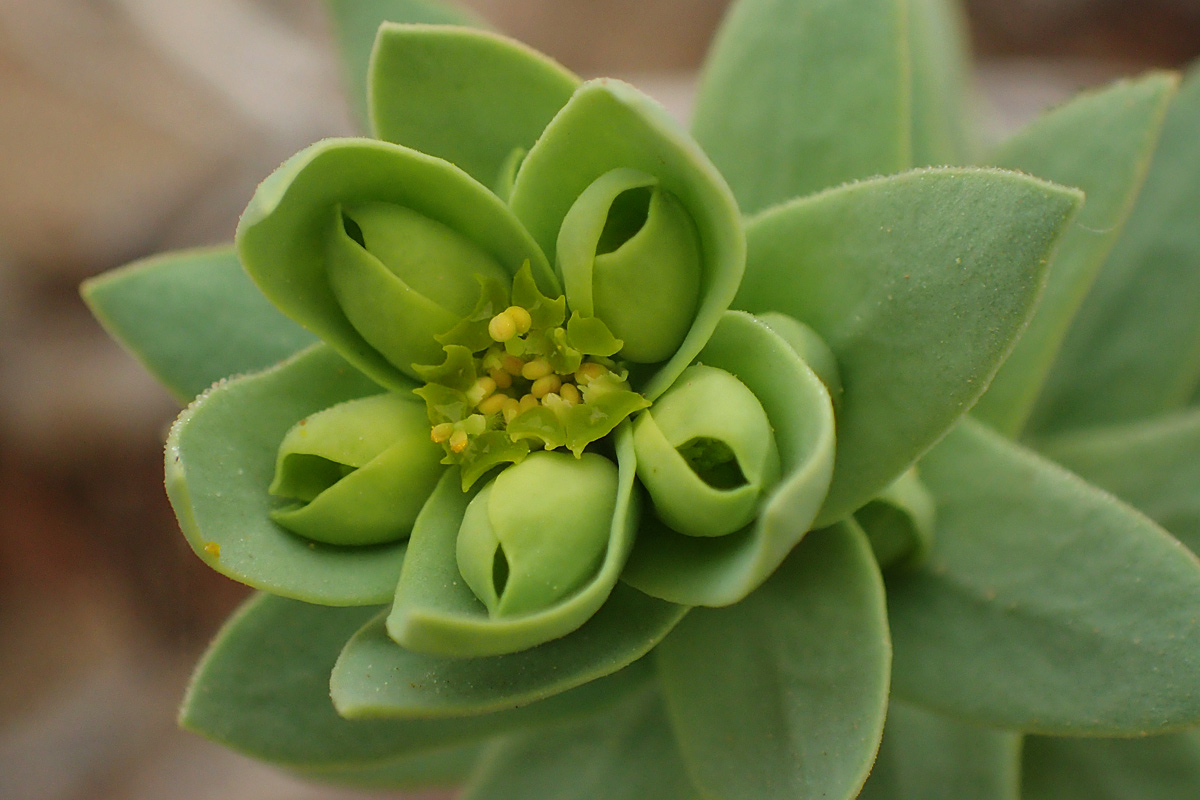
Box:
80, 0, 1200, 797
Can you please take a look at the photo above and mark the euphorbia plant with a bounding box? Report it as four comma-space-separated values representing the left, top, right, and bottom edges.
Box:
82, 0, 1200, 796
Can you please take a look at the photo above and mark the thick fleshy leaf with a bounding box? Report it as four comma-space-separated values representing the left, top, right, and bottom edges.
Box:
737, 168, 1081, 525
166, 345, 406, 605
332, 588, 684, 718
1023, 731, 1200, 799
891, 418, 1200, 734
907, 0, 976, 166
460, 687, 700, 800
386, 426, 644, 657
691, 0, 909, 214
370, 25, 578, 189
325, 0, 485, 132
622, 311, 835, 606
857, 700, 1021, 800
857, 467, 936, 570
655, 522, 890, 800
509, 79, 744, 400
1031, 64, 1200, 433
81, 246, 314, 402
295, 742, 482, 789
1041, 408, 1200, 555
973, 73, 1178, 435
236, 137, 556, 392
182, 593, 636, 768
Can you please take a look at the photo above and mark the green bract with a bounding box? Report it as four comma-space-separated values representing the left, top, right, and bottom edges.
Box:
79, 0, 1200, 797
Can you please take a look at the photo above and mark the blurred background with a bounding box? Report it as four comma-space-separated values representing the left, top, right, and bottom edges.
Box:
1, 1, 1198, 798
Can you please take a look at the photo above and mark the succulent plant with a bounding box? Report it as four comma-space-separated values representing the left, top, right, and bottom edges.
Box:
81, 0, 1200, 797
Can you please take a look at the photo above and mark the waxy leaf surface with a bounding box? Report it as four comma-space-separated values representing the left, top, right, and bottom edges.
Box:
655, 522, 889, 800
974, 73, 1177, 434
890, 418, 1200, 734
737, 168, 1081, 524
333, 587, 682, 718
182, 593, 636, 768
166, 345, 405, 605
1032, 64, 1200, 432
1042, 408, 1200, 555
461, 687, 700, 800
82, 246, 314, 401
857, 700, 1020, 800
370, 25, 578, 189
296, 742, 482, 789
326, 0, 485, 131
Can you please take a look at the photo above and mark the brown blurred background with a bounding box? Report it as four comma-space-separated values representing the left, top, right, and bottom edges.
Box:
1, 1, 1198, 798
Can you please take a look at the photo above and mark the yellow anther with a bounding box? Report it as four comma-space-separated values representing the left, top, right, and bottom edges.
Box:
488, 311, 518, 342
502, 354, 525, 376
477, 393, 508, 416
489, 368, 513, 390
518, 394, 540, 414
560, 382, 582, 406
449, 429, 470, 453
531, 374, 562, 399
501, 396, 522, 424
431, 422, 454, 443
466, 376, 497, 406
522, 358, 553, 381
505, 305, 532, 334
575, 362, 608, 385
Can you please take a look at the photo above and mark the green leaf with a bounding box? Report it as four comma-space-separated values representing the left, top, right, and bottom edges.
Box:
461, 686, 701, 800
857, 467, 936, 570
691, 0, 910, 214
236, 137, 557, 392
737, 168, 1081, 525
973, 73, 1178, 435
509, 79, 745, 400
166, 344, 405, 605
182, 593, 634, 768
1041, 408, 1200, 555
621, 311, 836, 606
332, 587, 683, 718
907, 0, 977, 166
655, 522, 890, 800
1030, 64, 1200, 433
325, 0, 485, 132
370, 25, 578, 189
81, 246, 315, 402
858, 700, 1021, 800
386, 426, 646, 657
890, 418, 1200, 735
1023, 730, 1200, 799
296, 741, 482, 789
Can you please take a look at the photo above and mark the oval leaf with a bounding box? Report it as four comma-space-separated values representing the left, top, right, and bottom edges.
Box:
858, 700, 1021, 800
737, 168, 1082, 525
1031, 63, 1200, 432
81, 246, 315, 402
461, 686, 701, 800
621, 311, 835, 606
655, 521, 890, 800
326, 0, 486, 132
236, 137, 557, 392
182, 592, 635, 768
1041, 408, 1200, 555
332, 586, 683, 718
890, 418, 1200, 734
691, 0, 910, 214
509, 78, 745, 400
166, 344, 405, 605
974, 72, 1178, 435
371, 24, 579, 189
